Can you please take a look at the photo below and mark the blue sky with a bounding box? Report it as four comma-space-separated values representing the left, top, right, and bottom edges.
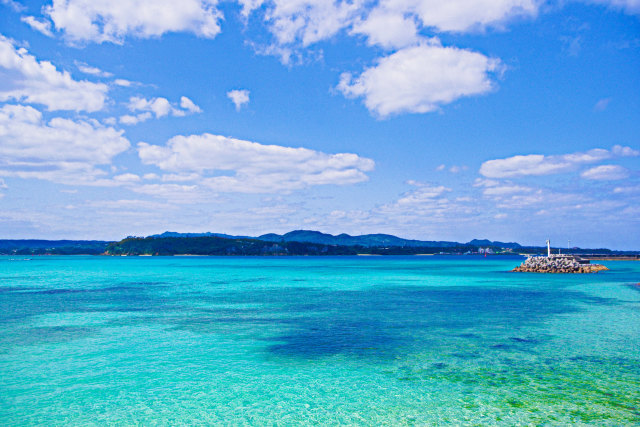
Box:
0, 0, 638, 249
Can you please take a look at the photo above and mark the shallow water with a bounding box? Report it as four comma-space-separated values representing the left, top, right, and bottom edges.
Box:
1, 255, 638, 424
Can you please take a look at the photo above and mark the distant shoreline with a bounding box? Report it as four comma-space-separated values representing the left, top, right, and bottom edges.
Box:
2, 232, 639, 256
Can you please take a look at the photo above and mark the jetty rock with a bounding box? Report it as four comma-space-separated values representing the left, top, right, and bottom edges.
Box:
512, 254, 609, 273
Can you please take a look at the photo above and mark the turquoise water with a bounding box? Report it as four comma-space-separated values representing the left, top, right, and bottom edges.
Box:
1, 255, 639, 425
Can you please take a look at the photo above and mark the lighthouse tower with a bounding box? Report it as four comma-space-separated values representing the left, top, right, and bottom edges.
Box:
546, 240, 551, 257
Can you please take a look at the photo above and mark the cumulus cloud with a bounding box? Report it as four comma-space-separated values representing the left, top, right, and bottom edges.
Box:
581, 165, 630, 180
227, 90, 250, 110
249, 0, 363, 48
337, 41, 502, 117
75, 61, 113, 77
373, 181, 475, 224
128, 96, 172, 117
44, 0, 223, 44
119, 112, 152, 125
180, 96, 202, 113
586, 0, 640, 14
113, 78, 133, 87
0, 104, 130, 184
479, 146, 637, 178
234, 1, 545, 117
21, 16, 54, 37
396, 181, 451, 205
137, 133, 374, 193
612, 144, 640, 157
473, 178, 500, 187
351, 7, 419, 49
244, 0, 541, 54
112, 173, 141, 182
0, 35, 108, 112
120, 96, 201, 124
388, 0, 540, 33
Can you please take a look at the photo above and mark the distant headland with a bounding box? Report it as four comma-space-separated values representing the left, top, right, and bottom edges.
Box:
1, 230, 638, 257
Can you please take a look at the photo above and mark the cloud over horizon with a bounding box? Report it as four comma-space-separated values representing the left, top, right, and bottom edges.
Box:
479, 145, 638, 178
138, 133, 375, 193
0, 104, 130, 184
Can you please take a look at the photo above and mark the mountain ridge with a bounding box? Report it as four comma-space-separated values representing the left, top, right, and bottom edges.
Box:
151, 229, 520, 248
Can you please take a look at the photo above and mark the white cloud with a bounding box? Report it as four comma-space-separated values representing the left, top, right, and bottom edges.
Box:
259, 0, 363, 47
613, 184, 640, 194
449, 165, 468, 173
1, 0, 25, 12
351, 8, 419, 49
581, 165, 630, 180
244, 0, 541, 56
180, 96, 202, 113
130, 183, 204, 202
129, 96, 172, 117
21, 16, 54, 37
121, 96, 201, 124
593, 97, 611, 111
0, 104, 130, 184
395, 182, 451, 205
482, 184, 534, 196
161, 173, 202, 182
114, 78, 133, 87
612, 144, 640, 157
119, 112, 152, 125
371, 181, 476, 225
385, 0, 541, 33
75, 61, 113, 77
137, 133, 374, 193
337, 41, 502, 117
479, 146, 637, 178
0, 35, 108, 112
227, 90, 250, 110
473, 178, 500, 187
87, 199, 176, 211
44, 0, 223, 44
237, 0, 265, 17
113, 173, 141, 182
586, 0, 640, 14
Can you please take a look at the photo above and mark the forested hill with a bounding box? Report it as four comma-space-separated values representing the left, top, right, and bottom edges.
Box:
105, 236, 359, 256
0, 240, 110, 255
104, 236, 503, 256
1, 233, 631, 256
151, 229, 521, 249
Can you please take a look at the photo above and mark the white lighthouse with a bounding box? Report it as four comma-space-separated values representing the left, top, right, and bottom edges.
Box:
546, 239, 551, 257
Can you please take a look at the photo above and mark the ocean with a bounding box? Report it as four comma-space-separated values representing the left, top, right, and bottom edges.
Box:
1, 255, 638, 424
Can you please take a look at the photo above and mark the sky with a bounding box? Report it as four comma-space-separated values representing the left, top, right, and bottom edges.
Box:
0, 0, 638, 249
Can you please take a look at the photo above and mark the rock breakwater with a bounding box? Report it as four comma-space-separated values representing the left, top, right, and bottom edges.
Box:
512, 255, 609, 273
